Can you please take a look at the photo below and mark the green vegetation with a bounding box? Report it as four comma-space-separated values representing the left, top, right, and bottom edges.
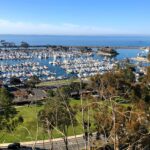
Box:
0, 99, 83, 143
0, 88, 22, 132
147, 52, 150, 61
0, 65, 150, 149
38, 93, 77, 150
10, 77, 22, 85
0, 98, 96, 143
36, 78, 80, 87
0, 105, 42, 143
25, 75, 41, 88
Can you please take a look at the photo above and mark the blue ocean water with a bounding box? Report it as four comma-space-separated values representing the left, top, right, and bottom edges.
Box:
0, 35, 150, 46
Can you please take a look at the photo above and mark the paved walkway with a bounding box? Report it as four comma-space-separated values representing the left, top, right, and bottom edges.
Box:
0, 134, 84, 149
0, 133, 97, 150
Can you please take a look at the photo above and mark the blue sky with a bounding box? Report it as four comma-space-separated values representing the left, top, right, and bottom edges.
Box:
0, 0, 150, 35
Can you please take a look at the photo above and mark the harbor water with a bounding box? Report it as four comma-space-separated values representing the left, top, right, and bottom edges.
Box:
0, 35, 150, 84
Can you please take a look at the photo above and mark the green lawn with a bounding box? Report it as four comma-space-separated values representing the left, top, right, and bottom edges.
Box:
0, 98, 131, 143
0, 99, 85, 143
36, 78, 80, 87
0, 105, 45, 143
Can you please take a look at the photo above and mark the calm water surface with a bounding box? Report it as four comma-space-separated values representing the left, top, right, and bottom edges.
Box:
0, 35, 150, 46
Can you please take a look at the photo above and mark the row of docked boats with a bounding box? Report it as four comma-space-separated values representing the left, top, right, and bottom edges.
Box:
50, 56, 117, 78
0, 47, 120, 84
0, 62, 56, 84
0, 50, 32, 60
0, 48, 92, 60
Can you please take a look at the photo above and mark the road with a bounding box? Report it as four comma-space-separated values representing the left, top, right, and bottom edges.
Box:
28, 136, 85, 150
0, 134, 97, 150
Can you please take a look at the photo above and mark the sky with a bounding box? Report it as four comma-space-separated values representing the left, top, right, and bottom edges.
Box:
0, 0, 150, 35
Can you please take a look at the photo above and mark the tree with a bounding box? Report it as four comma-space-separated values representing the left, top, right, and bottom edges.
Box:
90, 67, 138, 101
94, 105, 113, 141
57, 82, 81, 99
0, 88, 15, 119
141, 66, 150, 86
0, 88, 21, 131
120, 66, 136, 83
39, 96, 77, 150
147, 52, 150, 61
88, 68, 150, 149
47, 89, 56, 97
146, 66, 150, 83
10, 77, 22, 85
93, 101, 150, 149
25, 75, 41, 88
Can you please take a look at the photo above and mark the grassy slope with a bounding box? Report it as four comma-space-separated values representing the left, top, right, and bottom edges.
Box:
0, 97, 130, 143
0, 106, 44, 143
0, 99, 84, 143
36, 78, 80, 87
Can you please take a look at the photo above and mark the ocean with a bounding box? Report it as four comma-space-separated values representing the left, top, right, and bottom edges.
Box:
0, 35, 150, 46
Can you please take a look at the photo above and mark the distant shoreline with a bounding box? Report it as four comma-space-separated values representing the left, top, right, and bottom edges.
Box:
0, 45, 143, 49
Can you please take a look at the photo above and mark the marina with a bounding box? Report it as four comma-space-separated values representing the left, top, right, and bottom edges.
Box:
0, 40, 150, 85
59, 57, 116, 78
